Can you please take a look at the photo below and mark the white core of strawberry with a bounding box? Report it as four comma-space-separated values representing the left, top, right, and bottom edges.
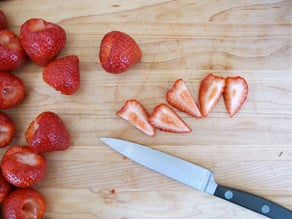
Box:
22, 199, 40, 218
16, 153, 38, 166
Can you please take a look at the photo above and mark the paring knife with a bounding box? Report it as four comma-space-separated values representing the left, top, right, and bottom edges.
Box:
100, 138, 292, 219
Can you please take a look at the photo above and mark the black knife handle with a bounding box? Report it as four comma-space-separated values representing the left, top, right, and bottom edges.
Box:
214, 185, 292, 219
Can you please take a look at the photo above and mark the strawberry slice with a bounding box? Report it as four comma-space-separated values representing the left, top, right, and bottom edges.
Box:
0, 111, 15, 148
0, 30, 26, 71
116, 99, 155, 137
0, 170, 11, 204
1, 146, 48, 188
166, 78, 202, 118
223, 76, 248, 117
199, 73, 225, 117
149, 103, 191, 133
4, 188, 46, 219
0, 71, 25, 109
0, 10, 7, 30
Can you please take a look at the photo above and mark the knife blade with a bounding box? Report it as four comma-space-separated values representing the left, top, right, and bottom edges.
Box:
100, 137, 291, 219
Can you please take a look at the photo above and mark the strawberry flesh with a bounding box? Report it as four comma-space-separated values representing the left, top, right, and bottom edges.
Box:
116, 99, 155, 137
0, 111, 15, 147
224, 76, 248, 117
0, 10, 7, 30
149, 103, 191, 133
166, 78, 202, 118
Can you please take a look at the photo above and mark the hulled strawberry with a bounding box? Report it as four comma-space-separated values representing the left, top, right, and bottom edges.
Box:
20, 18, 66, 67
4, 188, 46, 219
99, 31, 142, 73
0, 30, 26, 71
1, 145, 47, 188
0, 71, 25, 109
116, 99, 155, 137
0, 10, 7, 30
199, 73, 226, 117
25, 111, 70, 153
43, 55, 80, 95
0, 111, 16, 147
0, 170, 11, 204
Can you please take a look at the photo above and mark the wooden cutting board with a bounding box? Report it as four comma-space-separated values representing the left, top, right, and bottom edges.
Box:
1, 0, 291, 218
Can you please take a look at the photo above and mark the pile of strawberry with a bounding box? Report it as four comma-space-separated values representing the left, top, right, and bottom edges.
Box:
0, 9, 77, 219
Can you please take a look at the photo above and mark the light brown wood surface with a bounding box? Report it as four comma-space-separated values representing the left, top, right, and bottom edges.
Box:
1, 0, 291, 218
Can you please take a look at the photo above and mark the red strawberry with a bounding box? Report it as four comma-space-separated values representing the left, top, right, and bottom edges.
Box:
99, 31, 142, 73
4, 188, 46, 219
0, 30, 26, 71
0, 111, 15, 147
0, 71, 25, 109
199, 73, 225, 117
1, 145, 47, 187
116, 99, 155, 137
166, 78, 202, 118
25, 111, 70, 153
20, 18, 66, 67
0, 10, 7, 30
43, 55, 80, 95
223, 76, 248, 117
0, 170, 11, 204
149, 103, 191, 133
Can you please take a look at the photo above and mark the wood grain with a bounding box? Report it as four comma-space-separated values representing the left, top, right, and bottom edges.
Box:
0, 0, 291, 218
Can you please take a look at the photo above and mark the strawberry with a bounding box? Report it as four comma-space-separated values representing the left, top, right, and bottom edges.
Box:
116, 99, 155, 137
149, 103, 191, 133
199, 73, 226, 117
0, 10, 7, 30
0, 170, 11, 204
43, 55, 80, 95
0, 111, 15, 148
223, 76, 248, 117
20, 18, 66, 67
166, 78, 202, 118
4, 188, 46, 219
99, 31, 142, 73
25, 111, 70, 153
1, 145, 47, 188
0, 71, 25, 109
0, 30, 26, 71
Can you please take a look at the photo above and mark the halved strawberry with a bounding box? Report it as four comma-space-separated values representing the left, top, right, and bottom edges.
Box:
0, 170, 11, 204
25, 111, 70, 153
1, 145, 47, 188
4, 188, 46, 219
99, 31, 142, 73
116, 99, 155, 137
43, 55, 80, 95
199, 73, 225, 117
0, 10, 7, 30
0, 30, 26, 71
0, 111, 16, 148
0, 71, 25, 109
149, 103, 191, 133
166, 78, 202, 118
20, 18, 66, 67
223, 76, 248, 117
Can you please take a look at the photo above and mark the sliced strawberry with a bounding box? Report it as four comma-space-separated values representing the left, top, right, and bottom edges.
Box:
0, 111, 15, 147
199, 73, 225, 117
166, 78, 202, 118
0, 71, 25, 109
0, 30, 26, 71
0, 170, 11, 204
149, 103, 191, 133
1, 145, 47, 188
0, 10, 7, 30
4, 188, 46, 219
25, 111, 70, 153
116, 99, 155, 137
223, 76, 248, 117
20, 18, 66, 67
43, 55, 80, 95
99, 31, 142, 73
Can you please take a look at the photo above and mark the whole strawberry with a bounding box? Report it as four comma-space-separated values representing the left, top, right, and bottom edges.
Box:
0, 170, 11, 204
99, 31, 142, 73
43, 55, 80, 95
25, 111, 70, 153
0, 30, 26, 71
0, 10, 7, 30
20, 18, 66, 67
